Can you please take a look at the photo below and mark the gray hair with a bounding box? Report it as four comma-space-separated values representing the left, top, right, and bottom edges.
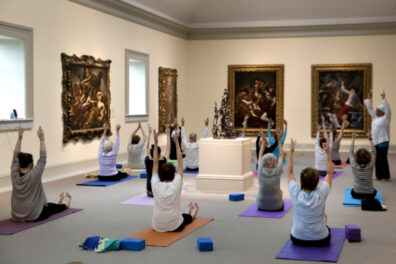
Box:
262, 153, 276, 168
103, 140, 113, 153
189, 133, 197, 141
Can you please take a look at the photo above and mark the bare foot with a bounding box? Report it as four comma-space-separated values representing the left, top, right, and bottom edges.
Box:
186, 202, 193, 214
65, 192, 72, 208
57, 192, 65, 204
191, 202, 200, 219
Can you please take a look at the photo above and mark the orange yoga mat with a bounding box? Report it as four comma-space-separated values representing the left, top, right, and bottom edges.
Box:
130, 218, 213, 247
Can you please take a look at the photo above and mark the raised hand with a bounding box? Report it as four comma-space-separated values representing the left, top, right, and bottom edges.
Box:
259, 127, 264, 137
153, 129, 159, 144
283, 119, 287, 126
148, 124, 153, 134
138, 121, 142, 129
317, 123, 321, 131
103, 123, 109, 131
276, 127, 282, 141
18, 127, 24, 140
381, 90, 385, 99
290, 138, 296, 153
37, 126, 45, 140
368, 89, 372, 98
323, 142, 330, 154
116, 124, 121, 132
181, 117, 185, 127
172, 130, 179, 143
205, 117, 209, 127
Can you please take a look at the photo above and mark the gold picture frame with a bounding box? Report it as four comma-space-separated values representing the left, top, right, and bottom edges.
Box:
228, 64, 284, 136
311, 63, 372, 138
61, 53, 112, 143
158, 67, 178, 133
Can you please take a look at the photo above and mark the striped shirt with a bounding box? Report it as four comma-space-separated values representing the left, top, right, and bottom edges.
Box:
349, 145, 376, 194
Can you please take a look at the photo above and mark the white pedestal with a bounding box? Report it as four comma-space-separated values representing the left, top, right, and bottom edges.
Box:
196, 137, 253, 192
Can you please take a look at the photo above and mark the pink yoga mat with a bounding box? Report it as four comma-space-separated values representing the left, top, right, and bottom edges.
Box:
239, 199, 293, 218
0, 208, 83, 235
319, 171, 343, 180
335, 161, 347, 169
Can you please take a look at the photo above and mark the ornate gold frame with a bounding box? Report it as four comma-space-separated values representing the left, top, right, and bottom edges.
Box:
228, 64, 284, 136
311, 63, 372, 138
61, 53, 112, 143
158, 67, 178, 133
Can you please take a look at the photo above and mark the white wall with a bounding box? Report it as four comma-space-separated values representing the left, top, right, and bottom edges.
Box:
184, 36, 396, 147
0, 0, 187, 188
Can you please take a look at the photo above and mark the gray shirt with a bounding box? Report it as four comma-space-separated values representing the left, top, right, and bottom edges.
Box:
11, 151, 47, 222
256, 161, 284, 210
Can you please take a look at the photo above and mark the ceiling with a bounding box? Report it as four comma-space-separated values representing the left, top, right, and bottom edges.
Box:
122, 0, 396, 28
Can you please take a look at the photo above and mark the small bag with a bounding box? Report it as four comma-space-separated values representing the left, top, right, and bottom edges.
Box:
361, 198, 386, 211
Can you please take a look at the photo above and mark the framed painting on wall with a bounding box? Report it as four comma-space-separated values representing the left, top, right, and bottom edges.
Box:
311, 63, 372, 137
228, 64, 284, 136
158, 67, 178, 133
61, 53, 112, 143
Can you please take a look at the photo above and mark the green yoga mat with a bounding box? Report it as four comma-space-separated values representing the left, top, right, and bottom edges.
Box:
168, 158, 186, 163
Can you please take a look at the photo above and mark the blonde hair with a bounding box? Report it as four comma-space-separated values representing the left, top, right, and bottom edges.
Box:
103, 140, 113, 153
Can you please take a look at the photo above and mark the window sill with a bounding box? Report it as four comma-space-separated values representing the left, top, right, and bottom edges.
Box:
0, 119, 34, 130
125, 115, 149, 122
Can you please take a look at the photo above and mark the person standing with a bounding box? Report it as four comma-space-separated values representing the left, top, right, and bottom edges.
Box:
364, 90, 391, 181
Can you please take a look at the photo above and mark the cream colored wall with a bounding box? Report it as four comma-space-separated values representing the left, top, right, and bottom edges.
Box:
0, 0, 187, 182
184, 35, 396, 148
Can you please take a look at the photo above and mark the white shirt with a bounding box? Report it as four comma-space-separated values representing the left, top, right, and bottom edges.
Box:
127, 140, 145, 169
289, 180, 330, 240
98, 136, 120, 176
314, 131, 332, 171
151, 173, 183, 232
181, 126, 208, 169
364, 98, 391, 145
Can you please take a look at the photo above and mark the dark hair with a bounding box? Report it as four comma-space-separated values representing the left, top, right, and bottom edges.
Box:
159, 163, 176, 182
319, 138, 327, 149
17, 152, 33, 169
131, 135, 141, 144
149, 144, 161, 158
355, 148, 371, 167
300, 167, 320, 191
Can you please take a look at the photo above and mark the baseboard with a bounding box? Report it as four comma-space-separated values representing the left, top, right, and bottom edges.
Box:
0, 152, 129, 193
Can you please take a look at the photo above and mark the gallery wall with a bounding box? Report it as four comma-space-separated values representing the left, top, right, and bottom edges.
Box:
184, 35, 396, 148
0, 0, 188, 188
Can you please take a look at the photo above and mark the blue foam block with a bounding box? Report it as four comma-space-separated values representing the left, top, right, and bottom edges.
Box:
116, 163, 123, 169
229, 193, 244, 201
120, 238, 145, 251
342, 189, 383, 206
197, 237, 213, 251
140, 172, 147, 179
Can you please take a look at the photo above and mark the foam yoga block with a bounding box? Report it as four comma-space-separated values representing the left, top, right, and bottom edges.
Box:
120, 238, 145, 251
140, 172, 147, 179
229, 193, 244, 201
197, 237, 213, 251
345, 224, 361, 242
116, 163, 123, 169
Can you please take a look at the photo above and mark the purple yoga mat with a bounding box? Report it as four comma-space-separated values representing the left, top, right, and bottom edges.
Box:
319, 171, 343, 180
239, 199, 293, 218
121, 193, 154, 206
0, 208, 83, 235
276, 228, 346, 262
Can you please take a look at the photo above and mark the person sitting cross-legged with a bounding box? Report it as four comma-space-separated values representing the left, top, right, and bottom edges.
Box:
11, 127, 72, 222
315, 116, 333, 176
151, 129, 199, 232
288, 138, 334, 247
256, 127, 284, 211
127, 121, 147, 170
181, 117, 209, 171
98, 124, 128, 181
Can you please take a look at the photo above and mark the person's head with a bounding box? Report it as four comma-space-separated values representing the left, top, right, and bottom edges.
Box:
131, 135, 141, 145
269, 85, 274, 93
376, 104, 385, 117
300, 167, 320, 191
355, 148, 371, 167
319, 138, 327, 149
158, 163, 176, 182
18, 152, 33, 171
189, 132, 197, 143
262, 153, 276, 169
103, 140, 113, 153
96, 91, 103, 102
149, 144, 161, 158
350, 86, 358, 94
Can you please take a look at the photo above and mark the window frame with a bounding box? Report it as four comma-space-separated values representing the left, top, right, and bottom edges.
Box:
125, 49, 149, 122
0, 20, 33, 130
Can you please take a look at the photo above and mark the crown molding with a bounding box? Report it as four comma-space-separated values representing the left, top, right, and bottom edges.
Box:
69, 0, 396, 40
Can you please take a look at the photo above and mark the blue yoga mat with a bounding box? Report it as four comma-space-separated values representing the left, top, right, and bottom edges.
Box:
76, 175, 138, 187
183, 169, 199, 174
342, 188, 383, 206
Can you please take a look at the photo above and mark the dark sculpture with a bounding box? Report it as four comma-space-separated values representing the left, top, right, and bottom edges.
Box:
213, 89, 237, 139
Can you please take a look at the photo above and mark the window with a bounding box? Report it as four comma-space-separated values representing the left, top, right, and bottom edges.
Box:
125, 49, 149, 122
0, 21, 33, 130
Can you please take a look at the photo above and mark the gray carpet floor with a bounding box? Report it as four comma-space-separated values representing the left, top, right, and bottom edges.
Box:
1, 151, 396, 264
